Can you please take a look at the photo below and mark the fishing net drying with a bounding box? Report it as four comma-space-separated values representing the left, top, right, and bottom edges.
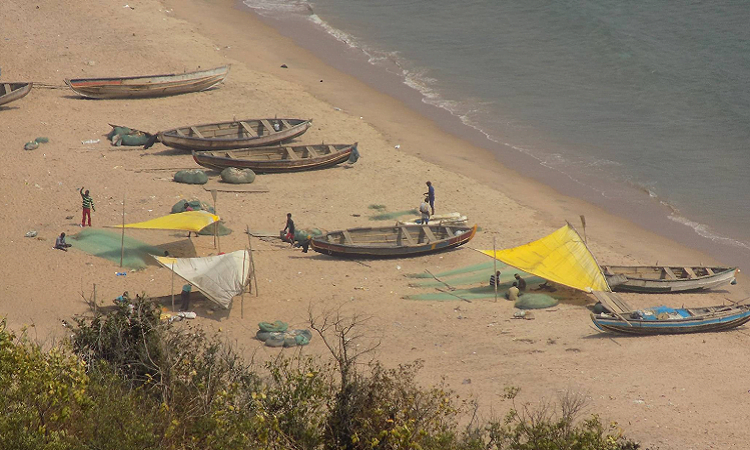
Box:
369, 209, 418, 221
405, 261, 498, 279
514, 294, 560, 310
69, 228, 163, 269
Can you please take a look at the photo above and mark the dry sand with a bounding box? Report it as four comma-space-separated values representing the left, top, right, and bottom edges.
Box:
2, 1, 750, 448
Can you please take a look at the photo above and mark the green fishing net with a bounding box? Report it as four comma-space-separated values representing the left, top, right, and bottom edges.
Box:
69, 228, 163, 269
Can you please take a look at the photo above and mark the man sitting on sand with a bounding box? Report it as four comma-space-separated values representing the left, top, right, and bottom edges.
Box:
505, 282, 521, 302
514, 273, 527, 291
54, 232, 72, 251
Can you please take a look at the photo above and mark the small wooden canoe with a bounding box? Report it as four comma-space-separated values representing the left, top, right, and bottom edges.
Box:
311, 224, 477, 258
64, 65, 228, 99
591, 304, 750, 335
602, 265, 738, 293
157, 118, 312, 151
0, 82, 32, 107
192, 143, 357, 173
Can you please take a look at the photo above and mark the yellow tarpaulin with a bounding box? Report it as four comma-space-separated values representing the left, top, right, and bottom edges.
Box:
480, 223, 610, 293
113, 211, 219, 233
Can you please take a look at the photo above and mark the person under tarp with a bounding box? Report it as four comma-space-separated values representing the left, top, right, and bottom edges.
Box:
154, 250, 251, 310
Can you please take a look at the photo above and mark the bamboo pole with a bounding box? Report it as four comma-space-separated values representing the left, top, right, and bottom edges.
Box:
493, 236, 498, 303
171, 261, 175, 312
241, 249, 247, 319
211, 189, 218, 250
93, 283, 97, 313
120, 194, 126, 267
246, 225, 259, 297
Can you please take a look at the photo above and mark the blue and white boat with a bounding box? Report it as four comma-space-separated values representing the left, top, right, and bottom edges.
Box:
591, 304, 750, 335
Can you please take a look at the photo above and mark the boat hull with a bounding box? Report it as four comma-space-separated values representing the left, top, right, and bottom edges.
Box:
603, 266, 738, 293
159, 118, 312, 151
591, 305, 750, 335
64, 66, 229, 99
0, 82, 32, 106
311, 224, 477, 258
192, 143, 354, 173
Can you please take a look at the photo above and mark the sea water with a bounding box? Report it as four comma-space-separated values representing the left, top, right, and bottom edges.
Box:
242, 0, 750, 266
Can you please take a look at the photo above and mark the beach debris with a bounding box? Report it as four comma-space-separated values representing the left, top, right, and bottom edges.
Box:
394, 144, 401, 149
24, 141, 38, 150
462, 379, 472, 385
512, 310, 535, 320
24, 230, 38, 238
115, 272, 127, 276
280, 64, 288, 68
81, 139, 100, 145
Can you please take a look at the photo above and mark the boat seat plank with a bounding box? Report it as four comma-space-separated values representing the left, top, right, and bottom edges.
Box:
684, 267, 697, 279
281, 119, 292, 129
306, 146, 319, 157
239, 121, 257, 137
422, 226, 438, 242
663, 267, 678, 280
175, 128, 187, 137
286, 147, 300, 160
342, 230, 354, 245
445, 226, 454, 237
190, 127, 204, 138
260, 119, 276, 134
399, 226, 416, 246
705, 267, 715, 276
3, 84, 10, 95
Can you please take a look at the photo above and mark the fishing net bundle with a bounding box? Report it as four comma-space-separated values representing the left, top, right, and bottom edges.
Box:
107, 125, 153, 146
220, 167, 256, 184
255, 321, 312, 347
174, 170, 208, 185
169, 200, 231, 236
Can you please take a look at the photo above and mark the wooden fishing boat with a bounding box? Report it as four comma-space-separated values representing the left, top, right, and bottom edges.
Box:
591, 303, 750, 335
311, 224, 477, 258
64, 65, 228, 99
0, 82, 32, 107
192, 142, 357, 173
155, 118, 312, 151
602, 265, 738, 293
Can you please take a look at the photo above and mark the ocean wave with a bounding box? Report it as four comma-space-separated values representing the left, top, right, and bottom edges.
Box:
242, 0, 312, 15
668, 215, 750, 251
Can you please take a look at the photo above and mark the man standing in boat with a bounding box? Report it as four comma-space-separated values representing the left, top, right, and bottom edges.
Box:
424, 181, 435, 215
79, 186, 95, 227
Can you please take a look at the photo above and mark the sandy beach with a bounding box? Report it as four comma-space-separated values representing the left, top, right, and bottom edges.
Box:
2, 0, 750, 448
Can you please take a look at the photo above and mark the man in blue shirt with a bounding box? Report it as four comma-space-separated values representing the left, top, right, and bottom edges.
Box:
424, 181, 435, 215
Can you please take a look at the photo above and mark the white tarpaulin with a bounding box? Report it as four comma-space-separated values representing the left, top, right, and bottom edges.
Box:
154, 250, 250, 309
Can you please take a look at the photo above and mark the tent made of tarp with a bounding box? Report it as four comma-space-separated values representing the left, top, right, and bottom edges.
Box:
480, 223, 610, 293
154, 250, 250, 309
113, 211, 219, 233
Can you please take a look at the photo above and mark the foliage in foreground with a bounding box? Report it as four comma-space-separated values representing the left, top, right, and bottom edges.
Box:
0, 298, 641, 449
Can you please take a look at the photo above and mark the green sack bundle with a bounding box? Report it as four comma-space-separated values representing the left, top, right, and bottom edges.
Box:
174, 169, 208, 185
170, 199, 215, 214
221, 167, 256, 184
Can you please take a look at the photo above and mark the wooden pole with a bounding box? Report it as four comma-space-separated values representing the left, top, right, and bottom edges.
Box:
170, 261, 175, 312
120, 194, 126, 267
493, 236, 498, 303
580, 215, 587, 244
211, 189, 218, 250
246, 225, 259, 297
93, 283, 97, 313
241, 249, 247, 319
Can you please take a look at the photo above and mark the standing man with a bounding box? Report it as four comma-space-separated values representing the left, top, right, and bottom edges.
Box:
180, 283, 192, 312
424, 181, 435, 215
282, 213, 295, 245
79, 187, 95, 227
419, 197, 431, 225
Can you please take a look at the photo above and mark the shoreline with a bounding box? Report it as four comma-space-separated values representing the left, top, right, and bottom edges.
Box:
231, 0, 750, 274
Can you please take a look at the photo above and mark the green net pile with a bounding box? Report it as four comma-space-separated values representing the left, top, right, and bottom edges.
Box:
69, 228, 163, 269
170, 200, 231, 236
369, 209, 418, 221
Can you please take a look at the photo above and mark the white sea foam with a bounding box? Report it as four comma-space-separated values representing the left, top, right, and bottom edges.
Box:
668, 214, 750, 251
242, 0, 312, 15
